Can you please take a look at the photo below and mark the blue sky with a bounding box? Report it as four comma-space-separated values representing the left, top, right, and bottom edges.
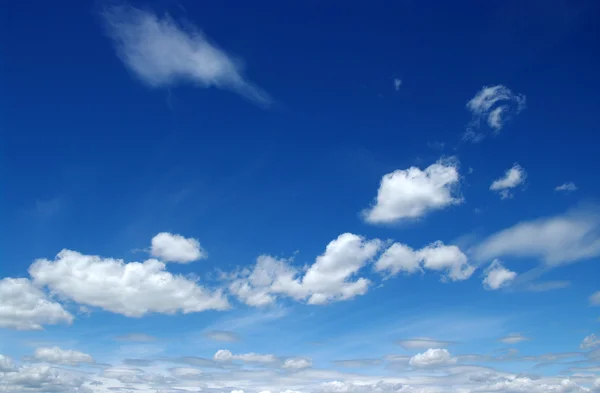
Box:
1, 0, 600, 392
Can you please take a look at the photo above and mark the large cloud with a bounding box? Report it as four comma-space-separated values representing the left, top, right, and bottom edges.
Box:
0, 277, 73, 330
29, 249, 229, 317
472, 207, 600, 266
229, 233, 382, 306
102, 5, 271, 106
362, 159, 462, 224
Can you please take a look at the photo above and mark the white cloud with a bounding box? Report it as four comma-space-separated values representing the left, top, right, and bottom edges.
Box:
29, 249, 229, 317
483, 260, 517, 290
472, 207, 600, 266
283, 357, 312, 369
408, 349, 457, 368
490, 164, 526, 199
33, 347, 94, 366
526, 281, 571, 292
362, 159, 462, 224
465, 84, 526, 141
214, 349, 277, 363
102, 5, 270, 106
591, 291, 600, 306
394, 78, 402, 91
204, 330, 241, 342
0, 364, 89, 393
229, 233, 382, 306
396, 338, 454, 350
0, 354, 15, 372
150, 232, 206, 263
556, 182, 578, 192
375, 241, 474, 281
581, 334, 600, 350
470, 377, 591, 393
499, 333, 530, 344
0, 277, 73, 330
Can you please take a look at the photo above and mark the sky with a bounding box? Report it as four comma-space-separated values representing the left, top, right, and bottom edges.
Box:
1, 0, 600, 392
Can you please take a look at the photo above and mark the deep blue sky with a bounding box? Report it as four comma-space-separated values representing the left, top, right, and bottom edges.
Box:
1, 1, 600, 392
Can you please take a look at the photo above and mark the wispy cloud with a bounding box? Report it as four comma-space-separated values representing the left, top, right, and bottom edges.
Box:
556, 182, 578, 192
102, 5, 271, 106
393, 78, 402, 91
499, 333, 530, 344
464, 85, 526, 142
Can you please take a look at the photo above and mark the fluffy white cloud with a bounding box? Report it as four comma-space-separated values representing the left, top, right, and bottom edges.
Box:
150, 232, 206, 263
283, 357, 312, 369
33, 347, 94, 366
229, 233, 382, 306
0, 277, 73, 330
483, 260, 517, 290
214, 349, 277, 363
490, 164, 526, 199
409, 349, 457, 368
465, 84, 526, 141
556, 182, 578, 192
473, 207, 600, 266
362, 159, 462, 224
0, 354, 15, 372
375, 241, 474, 281
581, 334, 600, 350
102, 5, 270, 106
396, 338, 454, 350
499, 333, 530, 344
29, 249, 229, 317
591, 291, 600, 306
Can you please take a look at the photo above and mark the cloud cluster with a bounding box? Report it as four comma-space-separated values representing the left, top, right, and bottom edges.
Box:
465, 85, 526, 141
102, 5, 271, 106
33, 346, 94, 366
362, 159, 462, 224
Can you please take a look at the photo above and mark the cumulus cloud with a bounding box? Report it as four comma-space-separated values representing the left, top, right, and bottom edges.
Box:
214, 349, 277, 364
0, 354, 15, 372
591, 291, 600, 306
375, 241, 474, 281
464, 84, 526, 141
473, 207, 600, 266
228, 233, 382, 306
408, 349, 457, 368
29, 249, 229, 317
0, 277, 73, 330
203, 330, 241, 342
581, 334, 600, 350
499, 333, 530, 344
362, 159, 462, 224
33, 347, 94, 366
396, 338, 454, 350
483, 260, 517, 290
150, 232, 206, 263
490, 164, 526, 199
556, 182, 578, 192
102, 5, 271, 106
0, 364, 89, 393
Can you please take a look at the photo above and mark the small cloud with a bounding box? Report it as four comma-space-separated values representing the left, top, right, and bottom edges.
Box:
490, 164, 526, 199
151, 232, 206, 263
591, 291, 600, 306
409, 349, 457, 368
394, 78, 402, 91
483, 260, 516, 290
580, 334, 600, 349
555, 182, 578, 192
203, 330, 241, 342
499, 333, 530, 344
464, 85, 526, 142
102, 5, 271, 106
